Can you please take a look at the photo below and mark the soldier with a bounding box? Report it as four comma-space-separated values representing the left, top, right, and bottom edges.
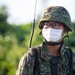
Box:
16, 6, 75, 75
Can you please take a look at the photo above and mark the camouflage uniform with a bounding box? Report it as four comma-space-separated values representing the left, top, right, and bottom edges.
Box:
16, 42, 75, 75
16, 6, 75, 75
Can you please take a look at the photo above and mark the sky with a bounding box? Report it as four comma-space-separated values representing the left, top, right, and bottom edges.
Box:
0, 0, 75, 24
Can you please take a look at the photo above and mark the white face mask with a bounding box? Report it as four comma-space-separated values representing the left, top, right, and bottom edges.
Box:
42, 28, 63, 42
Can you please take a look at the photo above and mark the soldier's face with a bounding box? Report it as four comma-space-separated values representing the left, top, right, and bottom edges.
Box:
41, 21, 67, 42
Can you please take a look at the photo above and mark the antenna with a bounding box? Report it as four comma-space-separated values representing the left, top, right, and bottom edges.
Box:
29, 0, 37, 48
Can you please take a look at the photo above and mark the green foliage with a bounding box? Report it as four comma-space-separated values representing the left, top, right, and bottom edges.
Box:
69, 23, 75, 46
32, 23, 43, 46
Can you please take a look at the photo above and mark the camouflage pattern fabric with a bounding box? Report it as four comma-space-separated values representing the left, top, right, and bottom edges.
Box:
16, 43, 75, 75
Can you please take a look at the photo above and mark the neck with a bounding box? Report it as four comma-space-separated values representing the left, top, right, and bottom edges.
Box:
47, 44, 61, 56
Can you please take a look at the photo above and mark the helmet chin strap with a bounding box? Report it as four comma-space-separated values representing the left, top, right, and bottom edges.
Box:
62, 33, 70, 46
45, 40, 64, 45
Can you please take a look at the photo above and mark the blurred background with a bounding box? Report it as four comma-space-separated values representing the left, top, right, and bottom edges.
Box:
0, 0, 75, 75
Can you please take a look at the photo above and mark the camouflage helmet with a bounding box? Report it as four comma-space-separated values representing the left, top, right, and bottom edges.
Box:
39, 6, 72, 31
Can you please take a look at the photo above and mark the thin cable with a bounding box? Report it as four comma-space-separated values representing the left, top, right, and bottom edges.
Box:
29, 0, 37, 48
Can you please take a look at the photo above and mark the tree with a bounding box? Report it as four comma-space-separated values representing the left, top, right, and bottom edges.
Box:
0, 6, 9, 36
